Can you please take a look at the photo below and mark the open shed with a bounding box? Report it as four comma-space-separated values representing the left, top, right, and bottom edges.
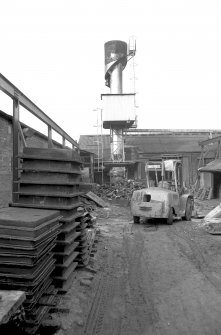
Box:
199, 159, 221, 199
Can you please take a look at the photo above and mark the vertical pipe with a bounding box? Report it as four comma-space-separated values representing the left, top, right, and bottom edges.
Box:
216, 141, 220, 159
13, 98, 19, 202
101, 109, 104, 184
202, 145, 205, 166
122, 130, 125, 161
110, 63, 123, 94
109, 62, 123, 161
48, 126, 53, 148
97, 110, 100, 172
110, 127, 113, 161
62, 136, 65, 148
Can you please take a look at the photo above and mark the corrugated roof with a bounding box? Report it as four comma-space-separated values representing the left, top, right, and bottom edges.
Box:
125, 134, 207, 153
199, 159, 221, 172
127, 129, 221, 134
79, 132, 210, 160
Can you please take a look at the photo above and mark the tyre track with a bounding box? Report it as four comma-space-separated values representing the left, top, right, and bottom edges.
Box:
83, 249, 115, 335
122, 226, 160, 335
168, 223, 221, 293
82, 214, 161, 335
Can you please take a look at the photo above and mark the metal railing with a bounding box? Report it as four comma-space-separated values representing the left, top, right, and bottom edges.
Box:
0, 73, 79, 201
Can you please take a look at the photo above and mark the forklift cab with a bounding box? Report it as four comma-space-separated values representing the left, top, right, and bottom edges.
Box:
146, 159, 183, 194
159, 161, 183, 193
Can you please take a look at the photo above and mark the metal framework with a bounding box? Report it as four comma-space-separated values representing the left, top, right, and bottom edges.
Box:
110, 127, 125, 162
0, 73, 79, 202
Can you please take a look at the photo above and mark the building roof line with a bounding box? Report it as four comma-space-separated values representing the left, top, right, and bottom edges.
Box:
127, 129, 221, 133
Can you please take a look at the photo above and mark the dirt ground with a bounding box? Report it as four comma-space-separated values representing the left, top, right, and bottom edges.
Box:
50, 200, 221, 335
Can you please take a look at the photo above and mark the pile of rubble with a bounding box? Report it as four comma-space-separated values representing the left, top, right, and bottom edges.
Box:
193, 199, 221, 219
92, 179, 146, 201
202, 202, 221, 234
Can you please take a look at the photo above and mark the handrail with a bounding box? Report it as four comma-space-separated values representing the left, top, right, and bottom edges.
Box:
0, 73, 79, 202
0, 73, 78, 149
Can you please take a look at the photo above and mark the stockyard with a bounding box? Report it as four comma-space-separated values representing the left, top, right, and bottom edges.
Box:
1, 37, 221, 335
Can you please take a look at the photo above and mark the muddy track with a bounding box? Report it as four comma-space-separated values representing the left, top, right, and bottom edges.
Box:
122, 226, 160, 335
83, 218, 221, 335
83, 221, 161, 335
168, 223, 221, 292
83, 248, 115, 335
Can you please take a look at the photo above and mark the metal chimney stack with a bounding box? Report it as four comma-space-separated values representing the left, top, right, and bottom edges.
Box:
102, 39, 136, 181
104, 40, 128, 94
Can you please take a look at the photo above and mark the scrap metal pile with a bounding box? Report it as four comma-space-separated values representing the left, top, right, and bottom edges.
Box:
203, 202, 221, 234
93, 179, 147, 201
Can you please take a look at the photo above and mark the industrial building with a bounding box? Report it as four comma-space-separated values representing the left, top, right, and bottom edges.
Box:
79, 129, 221, 188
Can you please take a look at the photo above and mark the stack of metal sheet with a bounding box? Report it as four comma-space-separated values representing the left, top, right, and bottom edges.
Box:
52, 213, 81, 292
12, 147, 84, 292
75, 212, 96, 267
0, 207, 61, 334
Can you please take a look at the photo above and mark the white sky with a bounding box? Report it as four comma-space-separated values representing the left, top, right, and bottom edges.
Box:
1, 0, 221, 143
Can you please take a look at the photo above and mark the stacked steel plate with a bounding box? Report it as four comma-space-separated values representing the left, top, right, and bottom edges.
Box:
12, 147, 85, 292
52, 213, 81, 292
0, 207, 61, 334
75, 212, 97, 267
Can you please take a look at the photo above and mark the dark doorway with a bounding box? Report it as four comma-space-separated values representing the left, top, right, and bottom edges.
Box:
213, 172, 221, 199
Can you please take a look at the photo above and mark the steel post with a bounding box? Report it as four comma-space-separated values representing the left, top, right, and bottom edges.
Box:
48, 126, 53, 148
12, 98, 19, 202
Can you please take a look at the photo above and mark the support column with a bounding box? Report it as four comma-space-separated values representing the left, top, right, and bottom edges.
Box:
12, 98, 19, 202
48, 126, 53, 148
62, 136, 65, 148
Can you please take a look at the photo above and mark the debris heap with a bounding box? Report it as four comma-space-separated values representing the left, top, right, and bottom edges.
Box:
203, 202, 221, 234
93, 179, 146, 201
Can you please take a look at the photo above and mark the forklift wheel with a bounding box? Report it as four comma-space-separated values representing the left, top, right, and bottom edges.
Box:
133, 216, 140, 224
183, 198, 193, 221
166, 208, 173, 225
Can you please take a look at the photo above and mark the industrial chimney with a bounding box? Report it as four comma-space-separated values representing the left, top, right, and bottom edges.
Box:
104, 40, 128, 93
102, 39, 136, 166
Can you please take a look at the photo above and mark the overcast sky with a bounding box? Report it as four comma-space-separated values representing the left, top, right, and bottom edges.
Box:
1, 0, 221, 143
